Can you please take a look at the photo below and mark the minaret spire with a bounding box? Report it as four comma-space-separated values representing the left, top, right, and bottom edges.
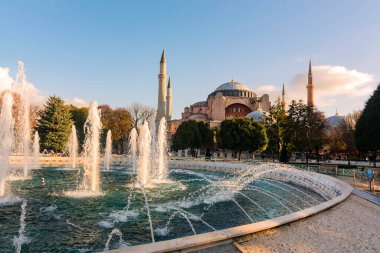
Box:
307, 59, 314, 109
281, 83, 286, 109
166, 77, 172, 121
160, 49, 166, 63
156, 49, 167, 125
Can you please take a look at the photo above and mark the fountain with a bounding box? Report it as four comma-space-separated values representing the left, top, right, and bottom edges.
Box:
0, 91, 15, 197
13, 200, 29, 253
104, 130, 112, 170
65, 101, 102, 197
136, 121, 151, 186
128, 128, 138, 173
81, 101, 102, 193
32, 131, 40, 168
67, 125, 78, 168
155, 117, 168, 181
15, 61, 31, 178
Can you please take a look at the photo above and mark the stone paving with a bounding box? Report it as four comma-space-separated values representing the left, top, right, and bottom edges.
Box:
231, 195, 380, 253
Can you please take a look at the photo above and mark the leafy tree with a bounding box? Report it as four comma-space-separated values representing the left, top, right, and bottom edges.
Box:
265, 98, 286, 162
36, 96, 73, 152
173, 120, 200, 157
173, 120, 214, 157
355, 83, 380, 166
219, 118, 268, 160
108, 107, 132, 154
284, 100, 326, 163
68, 105, 89, 150
196, 121, 214, 150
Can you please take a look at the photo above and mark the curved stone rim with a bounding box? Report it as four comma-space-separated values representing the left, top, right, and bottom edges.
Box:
104, 161, 353, 253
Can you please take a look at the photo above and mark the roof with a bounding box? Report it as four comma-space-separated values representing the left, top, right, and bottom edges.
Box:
246, 110, 267, 121
192, 101, 207, 106
326, 115, 344, 127
215, 80, 253, 92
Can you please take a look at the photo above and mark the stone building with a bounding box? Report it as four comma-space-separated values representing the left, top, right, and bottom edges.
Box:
181, 80, 271, 123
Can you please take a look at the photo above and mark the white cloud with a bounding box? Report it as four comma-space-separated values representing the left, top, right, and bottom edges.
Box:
288, 65, 375, 108
0, 65, 89, 108
0, 67, 14, 91
255, 85, 277, 94
64, 97, 89, 108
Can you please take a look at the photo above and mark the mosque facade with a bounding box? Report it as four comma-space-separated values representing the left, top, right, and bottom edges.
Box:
155, 51, 316, 141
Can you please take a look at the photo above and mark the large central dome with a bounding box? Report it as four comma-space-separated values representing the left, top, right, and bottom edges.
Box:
215, 80, 253, 92
209, 80, 256, 98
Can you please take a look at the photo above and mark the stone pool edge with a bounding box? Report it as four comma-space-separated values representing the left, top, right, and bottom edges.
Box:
104, 161, 353, 253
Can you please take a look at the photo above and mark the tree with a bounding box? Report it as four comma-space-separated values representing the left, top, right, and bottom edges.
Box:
355, 83, 380, 166
108, 107, 132, 154
173, 120, 201, 157
265, 98, 286, 162
68, 105, 89, 150
284, 100, 326, 163
196, 121, 214, 150
127, 102, 155, 131
219, 118, 268, 160
36, 96, 73, 152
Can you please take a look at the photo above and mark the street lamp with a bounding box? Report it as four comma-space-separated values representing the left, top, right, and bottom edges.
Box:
305, 123, 310, 171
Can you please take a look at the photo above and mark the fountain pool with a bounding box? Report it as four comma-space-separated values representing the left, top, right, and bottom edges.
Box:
0, 161, 348, 253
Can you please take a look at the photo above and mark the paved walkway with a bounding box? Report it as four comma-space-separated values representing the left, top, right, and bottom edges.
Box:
352, 189, 380, 205
231, 195, 380, 253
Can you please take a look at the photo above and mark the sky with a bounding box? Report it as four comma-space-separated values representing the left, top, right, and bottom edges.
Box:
0, 0, 379, 118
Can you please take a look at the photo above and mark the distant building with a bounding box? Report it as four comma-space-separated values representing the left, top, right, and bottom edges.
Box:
181, 80, 271, 123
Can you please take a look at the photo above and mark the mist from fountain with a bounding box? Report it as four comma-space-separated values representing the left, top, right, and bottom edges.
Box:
136, 121, 151, 186
128, 128, 137, 173
32, 131, 39, 168
67, 125, 78, 168
155, 117, 168, 180
15, 61, 31, 178
0, 91, 15, 197
104, 130, 112, 170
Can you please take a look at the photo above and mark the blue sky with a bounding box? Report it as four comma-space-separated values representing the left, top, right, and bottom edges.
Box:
0, 0, 379, 118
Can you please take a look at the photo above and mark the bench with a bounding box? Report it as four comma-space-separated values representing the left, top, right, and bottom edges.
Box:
317, 164, 338, 175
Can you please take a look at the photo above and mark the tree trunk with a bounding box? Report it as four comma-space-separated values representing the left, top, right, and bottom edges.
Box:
238, 150, 242, 161
316, 145, 320, 164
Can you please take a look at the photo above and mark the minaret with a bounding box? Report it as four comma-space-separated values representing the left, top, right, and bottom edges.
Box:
281, 83, 286, 109
166, 77, 172, 121
307, 60, 314, 108
156, 49, 167, 125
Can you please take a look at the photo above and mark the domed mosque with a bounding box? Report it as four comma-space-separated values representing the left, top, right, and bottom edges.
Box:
181, 80, 271, 127
326, 109, 344, 127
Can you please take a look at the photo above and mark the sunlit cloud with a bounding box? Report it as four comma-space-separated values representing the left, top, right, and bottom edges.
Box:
0, 66, 89, 108
288, 65, 375, 108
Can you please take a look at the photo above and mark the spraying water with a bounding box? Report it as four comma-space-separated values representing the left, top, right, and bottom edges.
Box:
0, 91, 15, 197
13, 200, 29, 253
137, 121, 151, 186
128, 128, 138, 173
104, 130, 112, 170
149, 119, 157, 177
32, 131, 40, 168
68, 125, 78, 168
155, 117, 168, 180
104, 228, 128, 250
81, 101, 102, 193
15, 61, 31, 178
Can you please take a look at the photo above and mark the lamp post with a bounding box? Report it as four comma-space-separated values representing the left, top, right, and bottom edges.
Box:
305, 124, 310, 171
